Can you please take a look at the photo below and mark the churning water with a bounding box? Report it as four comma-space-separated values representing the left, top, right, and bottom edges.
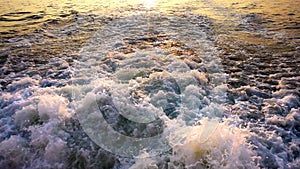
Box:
0, 0, 299, 168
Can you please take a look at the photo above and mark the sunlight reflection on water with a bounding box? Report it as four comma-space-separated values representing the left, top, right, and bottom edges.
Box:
0, 0, 298, 34
141, 0, 156, 8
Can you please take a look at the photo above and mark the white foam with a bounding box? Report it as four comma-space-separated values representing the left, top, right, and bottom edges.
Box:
37, 94, 71, 122
7, 77, 38, 92
0, 12, 264, 169
132, 118, 257, 169
44, 138, 68, 164
14, 104, 38, 128
0, 135, 29, 167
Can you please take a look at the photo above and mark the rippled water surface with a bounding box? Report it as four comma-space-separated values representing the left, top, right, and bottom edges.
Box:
0, 0, 299, 169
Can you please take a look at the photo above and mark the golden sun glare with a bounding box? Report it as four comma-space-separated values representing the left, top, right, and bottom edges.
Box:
140, 0, 156, 8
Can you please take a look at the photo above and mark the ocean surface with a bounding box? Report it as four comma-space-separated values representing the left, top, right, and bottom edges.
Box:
0, 0, 299, 168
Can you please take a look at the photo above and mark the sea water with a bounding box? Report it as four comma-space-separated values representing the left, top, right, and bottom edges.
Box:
0, 0, 299, 168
